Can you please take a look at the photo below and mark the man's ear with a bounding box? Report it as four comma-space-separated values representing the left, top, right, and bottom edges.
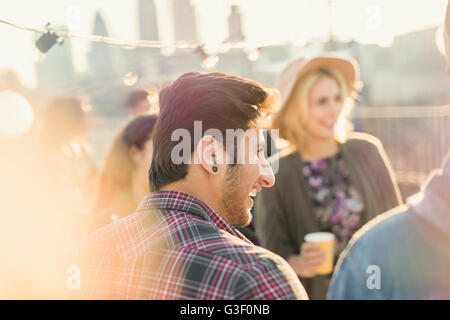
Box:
196, 135, 219, 175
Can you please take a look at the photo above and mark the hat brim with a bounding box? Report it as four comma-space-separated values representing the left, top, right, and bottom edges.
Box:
275, 55, 360, 113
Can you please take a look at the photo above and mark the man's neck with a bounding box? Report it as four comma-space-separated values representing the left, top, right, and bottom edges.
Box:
159, 180, 221, 214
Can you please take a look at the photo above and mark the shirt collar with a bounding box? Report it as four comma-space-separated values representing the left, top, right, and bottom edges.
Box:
138, 190, 252, 244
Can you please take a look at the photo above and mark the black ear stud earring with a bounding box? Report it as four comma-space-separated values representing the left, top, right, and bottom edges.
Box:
212, 154, 218, 173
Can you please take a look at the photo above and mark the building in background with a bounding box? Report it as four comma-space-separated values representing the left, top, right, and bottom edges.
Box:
159, 0, 202, 79
355, 26, 450, 107
227, 5, 245, 42
132, 0, 161, 85
85, 11, 128, 115
172, 0, 198, 42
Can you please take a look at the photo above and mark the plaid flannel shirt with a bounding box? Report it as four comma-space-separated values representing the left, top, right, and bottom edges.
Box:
72, 190, 307, 299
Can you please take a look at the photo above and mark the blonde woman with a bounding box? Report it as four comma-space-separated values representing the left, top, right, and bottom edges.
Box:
254, 55, 402, 300
89, 114, 158, 232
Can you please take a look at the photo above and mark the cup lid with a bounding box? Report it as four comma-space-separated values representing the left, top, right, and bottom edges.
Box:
304, 232, 336, 242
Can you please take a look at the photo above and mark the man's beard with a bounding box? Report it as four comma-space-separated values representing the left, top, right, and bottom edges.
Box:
221, 165, 252, 227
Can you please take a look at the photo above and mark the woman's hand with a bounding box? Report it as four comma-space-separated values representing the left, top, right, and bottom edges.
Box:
287, 242, 327, 278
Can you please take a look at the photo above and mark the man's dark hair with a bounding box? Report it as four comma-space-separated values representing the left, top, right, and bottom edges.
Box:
126, 90, 149, 109
149, 72, 278, 191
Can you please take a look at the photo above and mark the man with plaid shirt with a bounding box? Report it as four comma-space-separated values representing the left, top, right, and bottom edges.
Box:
71, 72, 307, 299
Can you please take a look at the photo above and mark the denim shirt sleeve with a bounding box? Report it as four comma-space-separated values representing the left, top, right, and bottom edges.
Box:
327, 239, 386, 300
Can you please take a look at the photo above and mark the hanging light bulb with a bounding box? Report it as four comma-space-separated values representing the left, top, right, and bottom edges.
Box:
201, 55, 219, 70
123, 72, 138, 86
246, 48, 260, 61
195, 46, 219, 70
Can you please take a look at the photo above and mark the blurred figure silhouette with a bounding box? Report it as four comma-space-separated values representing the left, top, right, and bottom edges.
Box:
90, 114, 158, 232
37, 96, 97, 221
0, 94, 98, 298
0, 90, 38, 298
126, 89, 158, 117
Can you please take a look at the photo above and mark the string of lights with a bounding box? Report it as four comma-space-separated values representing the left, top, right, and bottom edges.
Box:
0, 18, 273, 72
0, 18, 255, 53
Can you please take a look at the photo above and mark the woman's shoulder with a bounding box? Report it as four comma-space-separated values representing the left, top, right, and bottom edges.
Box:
343, 132, 384, 154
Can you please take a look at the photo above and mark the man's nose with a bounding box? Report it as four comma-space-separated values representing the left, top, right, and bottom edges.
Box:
259, 161, 275, 188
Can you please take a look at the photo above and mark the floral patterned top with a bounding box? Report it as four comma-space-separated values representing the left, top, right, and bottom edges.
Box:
302, 152, 364, 259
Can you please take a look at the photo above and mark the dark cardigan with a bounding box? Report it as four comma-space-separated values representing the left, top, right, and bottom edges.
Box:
254, 132, 402, 300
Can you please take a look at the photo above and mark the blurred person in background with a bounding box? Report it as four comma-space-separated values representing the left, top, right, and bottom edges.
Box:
254, 54, 402, 299
89, 114, 158, 232
328, 2, 450, 299
0, 94, 97, 298
126, 89, 158, 117
37, 96, 97, 227
0, 92, 39, 298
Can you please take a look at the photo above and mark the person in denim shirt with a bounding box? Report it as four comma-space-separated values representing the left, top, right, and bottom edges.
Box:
328, 154, 450, 299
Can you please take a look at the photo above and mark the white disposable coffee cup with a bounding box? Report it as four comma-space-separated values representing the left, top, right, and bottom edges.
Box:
304, 232, 336, 275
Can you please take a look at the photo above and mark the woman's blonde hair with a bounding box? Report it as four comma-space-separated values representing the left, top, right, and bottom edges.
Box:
92, 115, 158, 217
272, 67, 356, 153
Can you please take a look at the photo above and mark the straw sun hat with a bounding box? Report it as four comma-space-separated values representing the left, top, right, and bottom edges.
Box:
274, 54, 362, 113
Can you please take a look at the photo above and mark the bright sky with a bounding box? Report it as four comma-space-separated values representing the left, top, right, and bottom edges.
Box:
0, 0, 447, 87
